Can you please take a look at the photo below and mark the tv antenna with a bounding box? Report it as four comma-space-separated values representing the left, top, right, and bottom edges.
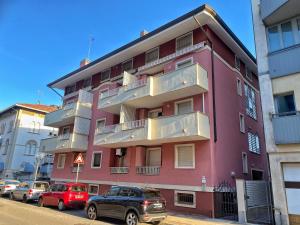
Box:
87, 35, 95, 59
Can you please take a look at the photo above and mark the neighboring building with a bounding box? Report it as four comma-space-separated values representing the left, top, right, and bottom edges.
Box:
251, 1, 300, 225
42, 5, 267, 217
0, 103, 58, 180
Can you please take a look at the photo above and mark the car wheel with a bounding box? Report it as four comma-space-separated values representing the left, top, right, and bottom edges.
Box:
9, 192, 14, 200
22, 195, 27, 203
126, 211, 139, 225
87, 205, 97, 220
58, 200, 65, 211
38, 198, 44, 207
152, 221, 162, 225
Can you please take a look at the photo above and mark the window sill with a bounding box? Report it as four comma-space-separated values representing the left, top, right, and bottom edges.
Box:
174, 202, 196, 208
268, 43, 300, 56
91, 166, 101, 169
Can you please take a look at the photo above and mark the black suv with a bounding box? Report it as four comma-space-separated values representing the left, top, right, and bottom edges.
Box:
85, 186, 167, 225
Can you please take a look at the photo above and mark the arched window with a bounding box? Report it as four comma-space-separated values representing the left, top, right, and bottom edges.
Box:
24, 140, 37, 155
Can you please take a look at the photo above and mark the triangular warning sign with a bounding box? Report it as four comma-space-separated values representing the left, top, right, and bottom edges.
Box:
74, 153, 84, 164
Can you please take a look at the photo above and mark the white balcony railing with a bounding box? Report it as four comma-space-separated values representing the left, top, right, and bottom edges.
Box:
110, 167, 129, 174
136, 166, 160, 175
94, 112, 210, 148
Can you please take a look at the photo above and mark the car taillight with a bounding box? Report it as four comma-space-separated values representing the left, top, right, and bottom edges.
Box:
4, 185, 11, 189
142, 200, 149, 211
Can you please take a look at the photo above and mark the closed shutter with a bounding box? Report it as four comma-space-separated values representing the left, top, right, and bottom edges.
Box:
176, 145, 194, 168
176, 100, 192, 115
147, 148, 161, 166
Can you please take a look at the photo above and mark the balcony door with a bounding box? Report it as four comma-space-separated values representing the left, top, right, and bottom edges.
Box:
146, 148, 161, 167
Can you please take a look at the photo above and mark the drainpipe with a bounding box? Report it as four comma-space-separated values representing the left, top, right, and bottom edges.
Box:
193, 16, 217, 142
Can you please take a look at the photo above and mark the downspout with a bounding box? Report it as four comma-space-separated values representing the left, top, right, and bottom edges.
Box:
193, 16, 217, 142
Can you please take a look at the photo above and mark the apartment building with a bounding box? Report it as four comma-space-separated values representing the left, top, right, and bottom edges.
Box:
0, 104, 57, 180
251, 1, 300, 225
42, 5, 267, 216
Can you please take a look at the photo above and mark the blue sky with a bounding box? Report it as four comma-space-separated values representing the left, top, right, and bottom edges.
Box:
0, 0, 255, 109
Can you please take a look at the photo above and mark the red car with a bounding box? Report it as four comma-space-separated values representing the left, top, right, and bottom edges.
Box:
38, 183, 88, 211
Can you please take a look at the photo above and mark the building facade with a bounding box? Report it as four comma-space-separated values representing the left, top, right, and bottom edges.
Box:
0, 104, 57, 180
251, 1, 300, 225
42, 5, 267, 217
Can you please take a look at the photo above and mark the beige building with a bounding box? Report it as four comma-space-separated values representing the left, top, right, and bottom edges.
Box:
251, 1, 300, 225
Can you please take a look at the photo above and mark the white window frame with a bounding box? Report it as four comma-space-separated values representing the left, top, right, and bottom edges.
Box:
88, 184, 99, 195
239, 113, 245, 133
175, 144, 195, 169
175, 57, 193, 70
101, 69, 111, 82
145, 47, 159, 64
100, 88, 109, 99
57, 154, 66, 169
122, 58, 133, 72
174, 190, 196, 208
245, 67, 252, 81
91, 151, 103, 169
235, 55, 241, 71
242, 152, 248, 174
146, 147, 162, 166
61, 126, 70, 139
248, 132, 260, 154
176, 32, 193, 51
175, 98, 194, 115
237, 78, 242, 96
95, 118, 106, 134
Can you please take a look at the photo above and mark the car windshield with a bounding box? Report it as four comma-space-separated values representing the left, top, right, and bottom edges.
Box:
143, 190, 161, 199
34, 182, 49, 190
71, 185, 86, 192
5, 181, 20, 185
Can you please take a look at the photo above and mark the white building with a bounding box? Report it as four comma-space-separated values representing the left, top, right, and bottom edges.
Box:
0, 103, 58, 180
251, 1, 300, 225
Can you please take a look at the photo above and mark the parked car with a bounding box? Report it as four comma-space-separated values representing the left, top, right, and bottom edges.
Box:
38, 182, 88, 211
85, 186, 167, 225
0, 179, 20, 196
10, 181, 49, 202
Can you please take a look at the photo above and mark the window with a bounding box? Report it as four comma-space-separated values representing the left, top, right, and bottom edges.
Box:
3, 139, 9, 155
146, 148, 161, 166
242, 152, 248, 174
107, 186, 120, 196
57, 154, 66, 169
175, 99, 193, 115
8, 121, 13, 133
274, 93, 296, 116
148, 108, 162, 119
61, 127, 70, 139
174, 190, 196, 208
83, 78, 91, 88
122, 59, 133, 72
29, 121, 40, 134
246, 68, 252, 81
235, 55, 240, 71
88, 184, 99, 195
176, 32, 193, 51
248, 132, 260, 154
239, 113, 245, 133
237, 78, 242, 96
91, 152, 102, 168
100, 89, 109, 99
281, 21, 294, 48
245, 84, 257, 119
145, 47, 159, 64
268, 26, 281, 52
96, 119, 106, 133
175, 144, 195, 169
0, 123, 5, 135
0, 139, 2, 151
176, 58, 193, 70
101, 69, 111, 81
24, 140, 37, 155
297, 19, 300, 37
65, 84, 76, 95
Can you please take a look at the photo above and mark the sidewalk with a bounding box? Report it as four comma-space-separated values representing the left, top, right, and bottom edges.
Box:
161, 212, 243, 225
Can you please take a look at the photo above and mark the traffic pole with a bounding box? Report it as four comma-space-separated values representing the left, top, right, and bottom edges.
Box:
75, 163, 80, 183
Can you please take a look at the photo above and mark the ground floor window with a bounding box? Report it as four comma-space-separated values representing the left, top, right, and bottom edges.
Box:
88, 184, 99, 195
174, 190, 196, 208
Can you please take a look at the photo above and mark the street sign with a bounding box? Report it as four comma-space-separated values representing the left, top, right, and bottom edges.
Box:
74, 153, 84, 164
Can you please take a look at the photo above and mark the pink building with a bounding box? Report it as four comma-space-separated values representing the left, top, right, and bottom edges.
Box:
40, 5, 267, 217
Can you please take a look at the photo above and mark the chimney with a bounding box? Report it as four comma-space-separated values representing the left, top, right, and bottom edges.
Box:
140, 30, 148, 37
80, 58, 90, 67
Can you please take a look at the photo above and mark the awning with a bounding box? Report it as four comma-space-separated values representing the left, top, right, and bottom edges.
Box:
20, 162, 35, 173
0, 162, 4, 172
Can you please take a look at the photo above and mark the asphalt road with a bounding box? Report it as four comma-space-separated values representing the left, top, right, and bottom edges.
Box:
0, 197, 127, 225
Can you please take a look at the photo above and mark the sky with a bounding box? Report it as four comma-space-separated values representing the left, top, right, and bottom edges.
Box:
0, 0, 255, 109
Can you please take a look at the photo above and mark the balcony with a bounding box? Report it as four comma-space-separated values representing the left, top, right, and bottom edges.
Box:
94, 111, 210, 148
40, 133, 88, 153
98, 64, 208, 114
136, 166, 160, 175
110, 167, 129, 174
272, 112, 300, 144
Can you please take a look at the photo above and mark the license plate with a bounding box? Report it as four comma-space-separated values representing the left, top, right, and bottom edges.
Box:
75, 195, 83, 199
153, 203, 162, 208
